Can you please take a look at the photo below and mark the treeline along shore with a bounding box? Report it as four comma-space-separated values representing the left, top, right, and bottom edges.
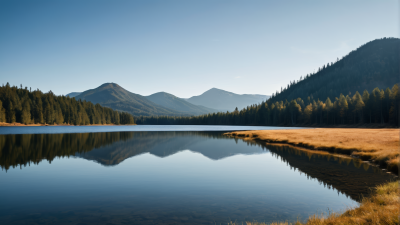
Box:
1, 83, 398, 127
0, 83, 135, 125
135, 84, 400, 127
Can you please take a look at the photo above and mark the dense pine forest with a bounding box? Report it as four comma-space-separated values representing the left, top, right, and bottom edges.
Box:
0, 83, 135, 125
135, 84, 399, 127
269, 38, 399, 102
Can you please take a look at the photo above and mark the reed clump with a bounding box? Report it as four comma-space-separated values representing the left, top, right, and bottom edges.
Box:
230, 181, 399, 225
226, 128, 399, 174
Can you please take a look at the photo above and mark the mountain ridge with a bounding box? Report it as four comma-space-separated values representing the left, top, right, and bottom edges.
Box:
71, 84, 268, 116
186, 88, 269, 111
145, 92, 218, 115
74, 83, 187, 116
66, 92, 81, 98
269, 37, 400, 102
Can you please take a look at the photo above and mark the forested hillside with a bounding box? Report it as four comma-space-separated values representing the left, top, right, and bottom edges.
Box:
136, 38, 400, 127
136, 85, 399, 127
269, 38, 399, 102
0, 83, 135, 125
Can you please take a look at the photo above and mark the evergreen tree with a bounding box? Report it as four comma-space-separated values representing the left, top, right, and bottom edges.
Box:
338, 95, 348, 124
325, 97, 333, 124
352, 92, 364, 123
55, 104, 64, 124
362, 90, 371, 123
21, 101, 31, 125
6, 100, 16, 123
383, 88, 392, 123
0, 100, 6, 122
303, 104, 312, 123
0, 84, 135, 126
389, 84, 399, 126
289, 100, 301, 125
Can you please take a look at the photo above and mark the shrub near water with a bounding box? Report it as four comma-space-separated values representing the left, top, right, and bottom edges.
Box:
234, 181, 399, 225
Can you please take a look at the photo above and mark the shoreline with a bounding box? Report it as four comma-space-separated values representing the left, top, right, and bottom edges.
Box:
224, 128, 399, 175
225, 128, 399, 225
232, 181, 399, 225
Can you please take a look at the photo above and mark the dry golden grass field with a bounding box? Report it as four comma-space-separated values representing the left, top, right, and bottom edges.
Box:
226, 128, 399, 175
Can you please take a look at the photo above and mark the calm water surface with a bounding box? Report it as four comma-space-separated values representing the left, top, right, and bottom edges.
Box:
0, 126, 395, 225
0, 125, 303, 135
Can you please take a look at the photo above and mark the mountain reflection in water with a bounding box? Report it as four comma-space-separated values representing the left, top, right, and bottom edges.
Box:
0, 131, 397, 224
0, 131, 394, 202
0, 132, 258, 169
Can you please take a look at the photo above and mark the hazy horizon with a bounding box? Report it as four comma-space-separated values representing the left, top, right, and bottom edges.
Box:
1, 0, 398, 98
65, 83, 270, 98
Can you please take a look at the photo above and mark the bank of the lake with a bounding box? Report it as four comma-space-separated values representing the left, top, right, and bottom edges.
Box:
233, 181, 399, 225
225, 128, 399, 225
225, 128, 399, 175
2, 128, 368, 224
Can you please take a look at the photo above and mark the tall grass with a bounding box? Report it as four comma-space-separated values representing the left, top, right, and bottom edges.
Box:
230, 181, 399, 225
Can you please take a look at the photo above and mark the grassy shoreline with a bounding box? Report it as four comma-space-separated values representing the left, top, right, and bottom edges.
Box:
225, 128, 399, 225
230, 181, 399, 225
225, 128, 399, 175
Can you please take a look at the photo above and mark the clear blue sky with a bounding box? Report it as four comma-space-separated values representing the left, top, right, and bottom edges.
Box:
0, 0, 398, 98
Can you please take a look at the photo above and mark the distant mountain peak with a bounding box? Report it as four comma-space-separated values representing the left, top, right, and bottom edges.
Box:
98, 83, 121, 89
69, 83, 268, 116
203, 88, 232, 95
187, 88, 269, 111
73, 83, 188, 116
207, 87, 224, 92
152, 91, 172, 96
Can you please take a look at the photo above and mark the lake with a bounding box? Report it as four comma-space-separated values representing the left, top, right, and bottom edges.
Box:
0, 126, 395, 224
0, 125, 303, 135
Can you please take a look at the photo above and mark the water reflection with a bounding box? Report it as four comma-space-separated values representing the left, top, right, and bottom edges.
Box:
0, 132, 136, 170
0, 131, 397, 224
236, 139, 395, 201
1, 132, 395, 202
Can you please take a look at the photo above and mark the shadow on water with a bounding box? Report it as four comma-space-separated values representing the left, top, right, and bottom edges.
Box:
235, 138, 396, 202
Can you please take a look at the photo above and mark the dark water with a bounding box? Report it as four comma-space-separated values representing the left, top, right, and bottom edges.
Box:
0, 129, 395, 225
